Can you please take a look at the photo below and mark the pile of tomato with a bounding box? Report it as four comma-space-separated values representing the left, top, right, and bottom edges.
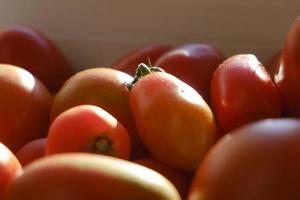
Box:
0, 15, 300, 200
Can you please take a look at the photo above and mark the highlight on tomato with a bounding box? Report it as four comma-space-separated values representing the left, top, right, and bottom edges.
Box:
46, 105, 131, 160
128, 63, 216, 171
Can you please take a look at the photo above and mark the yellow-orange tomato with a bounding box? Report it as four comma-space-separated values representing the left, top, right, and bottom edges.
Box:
4, 153, 181, 200
50, 67, 148, 159
0, 64, 52, 152
46, 105, 131, 160
0, 143, 22, 199
129, 64, 216, 171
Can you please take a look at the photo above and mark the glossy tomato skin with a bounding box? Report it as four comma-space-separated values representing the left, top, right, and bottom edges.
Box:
46, 105, 131, 160
154, 44, 225, 103
130, 71, 216, 171
4, 153, 181, 200
112, 43, 172, 76
274, 16, 300, 116
0, 143, 22, 199
211, 54, 282, 133
135, 158, 192, 199
0, 64, 52, 152
16, 138, 46, 167
188, 118, 300, 200
0, 25, 75, 93
51, 68, 147, 159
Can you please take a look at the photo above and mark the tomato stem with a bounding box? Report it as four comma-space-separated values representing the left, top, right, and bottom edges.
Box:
92, 136, 113, 154
126, 63, 165, 90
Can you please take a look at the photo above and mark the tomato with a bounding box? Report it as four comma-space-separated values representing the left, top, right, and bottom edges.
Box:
50, 67, 148, 159
274, 16, 300, 116
129, 64, 216, 171
0, 143, 22, 199
0, 64, 52, 152
211, 54, 282, 133
112, 43, 172, 76
154, 43, 225, 103
188, 118, 300, 200
134, 158, 192, 199
265, 50, 281, 79
16, 138, 46, 166
4, 153, 181, 200
0, 25, 75, 93
46, 105, 131, 160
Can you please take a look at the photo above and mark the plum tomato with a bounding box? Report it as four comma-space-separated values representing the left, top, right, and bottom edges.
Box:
188, 118, 300, 200
211, 54, 282, 134
46, 105, 131, 160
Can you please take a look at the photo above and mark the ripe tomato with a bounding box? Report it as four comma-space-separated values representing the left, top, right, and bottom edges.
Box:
188, 118, 300, 200
0, 25, 75, 93
4, 153, 181, 200
154, 43, 225, 103
46, 105, 131, 160
16, 138, 46, 166
50, 67, 148, 159
211, 54, 282, 133
274, 16, 300, 116
0, 143, 22, 199
134, 158, 192, 199
0, 64, 52, 152
112, 43, 172, 76
129, 64, 216, 171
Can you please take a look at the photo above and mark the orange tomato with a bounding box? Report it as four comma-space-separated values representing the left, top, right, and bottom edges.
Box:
0, 64, 52, 152
46, 105, 131, 160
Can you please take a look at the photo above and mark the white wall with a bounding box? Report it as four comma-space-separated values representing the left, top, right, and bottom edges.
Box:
0, 0, 299, 70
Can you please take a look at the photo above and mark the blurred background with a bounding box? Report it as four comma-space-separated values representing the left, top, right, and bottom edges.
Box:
0, 0, 299, 70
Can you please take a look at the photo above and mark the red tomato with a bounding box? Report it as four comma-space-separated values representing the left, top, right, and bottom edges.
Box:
188, 118, 300, 200
0, 25, 75, 93
50, 68, 148, 160
274, 16, 300, 116
0, 64, 52, 152
46, 105, 131, 160
4, 153, 181, 200
112, 43, 172, 76
135, 158, 192, 199
154, 43, 225, 103
16, 138, 46, 166
0, 143, 22, 199
129, 64, 216, 171
211, 54, 282, 133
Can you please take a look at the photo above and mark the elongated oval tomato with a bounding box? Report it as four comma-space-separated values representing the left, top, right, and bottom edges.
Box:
4, 153, 181, 200
0, 25, 75, 93
154, 43, 225, 103
46, 105, 131, 160
112, 43, 172, 76
129, 64, 216, 171
188, 118, 300, 200
211, 54, 282, 133
274, 16, 300, 116
0, 64, 52, 152
51, 67, 147, 159
16, 138, 46, 167
0, 143, 22, 199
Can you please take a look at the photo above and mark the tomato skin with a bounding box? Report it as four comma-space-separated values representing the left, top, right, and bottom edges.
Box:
16, 138, 46, 167
134, 158, 192, 199
188, 118, 300, 200
211, 54, 282, 133
0, 143, 22, 199
154, 44, 225, 103
112, 43, 172, 76
46, 105, 131, 160
274, 16, 300, 116
0, 25, 75, 93
130, 71, 216, 171
50, 68, 148, 160
0, 64, 52, 152
4, 153, 181, 200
